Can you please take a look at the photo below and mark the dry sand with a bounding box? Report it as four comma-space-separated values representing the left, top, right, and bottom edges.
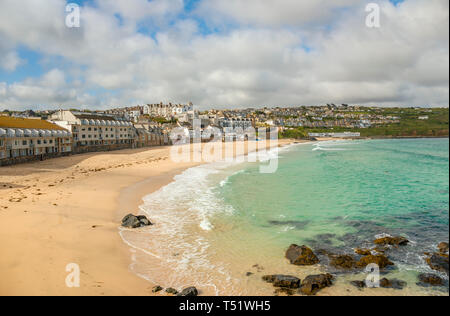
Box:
0, 140, 295, 296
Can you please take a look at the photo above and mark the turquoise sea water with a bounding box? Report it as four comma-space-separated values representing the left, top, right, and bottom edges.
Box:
217, 139, 449, 268
124, 138, 449, 295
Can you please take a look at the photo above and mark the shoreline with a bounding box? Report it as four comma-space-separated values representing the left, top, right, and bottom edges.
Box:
2, 138, 446, 296
0, 139, 295, 296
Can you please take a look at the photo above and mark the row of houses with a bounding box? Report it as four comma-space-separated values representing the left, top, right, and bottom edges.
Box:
0, 110, 171, 166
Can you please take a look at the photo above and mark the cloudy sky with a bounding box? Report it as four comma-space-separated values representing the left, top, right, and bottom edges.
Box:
0, 0, 448, 110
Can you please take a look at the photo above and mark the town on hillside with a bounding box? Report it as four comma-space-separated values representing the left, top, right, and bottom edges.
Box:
1, 103, 448, 166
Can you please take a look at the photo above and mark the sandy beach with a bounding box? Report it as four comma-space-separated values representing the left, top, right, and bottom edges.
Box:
0, 139, 294, 296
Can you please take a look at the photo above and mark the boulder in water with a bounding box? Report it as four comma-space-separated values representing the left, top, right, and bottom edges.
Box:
379, 278, 407, 290
357, 254, 394, 269
285, 244, 319, 266
374, 236, 409, 247
329, 254, 357, 270
418, 273, 444, 286
262, 275, 301, 289
425, 253, 449, 275
299, 274, 333, 296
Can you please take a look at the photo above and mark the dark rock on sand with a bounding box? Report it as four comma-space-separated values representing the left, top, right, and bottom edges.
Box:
299, 274, 333, 296
121, 214, 152, 228
355, 248, 372, 256
286, 244, 319, 266
350, 280, 366, 289
357, 254, 394, 269
177, 287, 199, 296
379, 278, 407, 290
246, 272, 254, 277
152, 285, 163, 293
425, 253, 449, 275
438, 242, 449, 254
165, 288, 179, 295
329, 254, 357, 270
262, 275, 301, 289
418, 273, 444, 286
374, 236, 409, 247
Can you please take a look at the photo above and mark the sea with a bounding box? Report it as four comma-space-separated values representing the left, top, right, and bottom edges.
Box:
120, 138, 449, 296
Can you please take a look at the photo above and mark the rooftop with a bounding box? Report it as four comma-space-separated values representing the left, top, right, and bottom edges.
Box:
0, 116, 66, 131
73, 113, 117, 121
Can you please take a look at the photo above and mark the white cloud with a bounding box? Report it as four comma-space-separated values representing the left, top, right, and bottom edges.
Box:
0, 0, 448, 110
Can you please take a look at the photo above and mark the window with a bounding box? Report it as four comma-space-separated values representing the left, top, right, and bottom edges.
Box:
88, 127, 92, 131
23, 140, 27, 145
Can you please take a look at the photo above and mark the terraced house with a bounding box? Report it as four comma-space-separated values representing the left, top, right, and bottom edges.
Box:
50, 110, 135, 153
0, 116, 72, 166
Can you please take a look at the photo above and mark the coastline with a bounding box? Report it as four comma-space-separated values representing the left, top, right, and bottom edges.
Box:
0, 139, 295, 296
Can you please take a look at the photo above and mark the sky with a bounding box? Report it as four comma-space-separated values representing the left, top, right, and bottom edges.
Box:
0, 0, 448, 111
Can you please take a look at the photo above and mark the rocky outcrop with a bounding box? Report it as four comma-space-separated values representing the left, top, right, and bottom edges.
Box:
121, 214, 153, 228
438, 242, 449, 254
285, 244, 319, 266
329, 254, 357, 270
177, 287, 199, 296
425, 253, 449, 275
357, 254, 394, 269
374, 236, 409, 247
299, 274, 333, 296
379, 278, 407, 290
152, 285, 163, 293
418, 273, 444, 286
262, 275, 301, 289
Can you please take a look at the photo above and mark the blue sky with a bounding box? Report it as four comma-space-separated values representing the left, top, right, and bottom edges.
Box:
0, 0, 448, 110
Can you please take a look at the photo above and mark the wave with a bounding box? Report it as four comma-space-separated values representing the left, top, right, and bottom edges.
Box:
119, 159, 251, 295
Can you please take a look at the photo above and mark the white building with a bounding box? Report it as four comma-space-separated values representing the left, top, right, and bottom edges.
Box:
49, 110, 134, 150
143, 103, 194, 119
